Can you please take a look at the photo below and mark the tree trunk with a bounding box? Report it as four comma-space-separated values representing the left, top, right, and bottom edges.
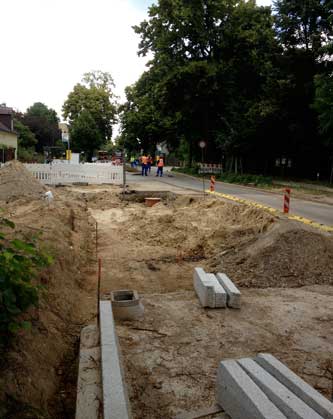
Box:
188, 139, 193, 168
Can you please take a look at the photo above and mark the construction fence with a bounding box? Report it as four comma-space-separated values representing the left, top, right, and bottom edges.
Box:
24, 163, 123, 185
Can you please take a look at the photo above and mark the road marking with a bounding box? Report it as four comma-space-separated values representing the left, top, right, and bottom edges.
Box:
207, 190, 333, 233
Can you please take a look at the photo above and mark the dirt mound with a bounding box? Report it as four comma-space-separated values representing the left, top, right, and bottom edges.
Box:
125, 197, 274, 256
221, 222, 333, 288
0, 160, 46, 201
0, 192, 97, 418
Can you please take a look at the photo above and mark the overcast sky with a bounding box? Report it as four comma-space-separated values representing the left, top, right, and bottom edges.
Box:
0, 0, 272, 121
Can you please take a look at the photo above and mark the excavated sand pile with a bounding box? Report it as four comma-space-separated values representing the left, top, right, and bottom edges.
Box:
222, 223, 333, 288
0, 160, 46, 201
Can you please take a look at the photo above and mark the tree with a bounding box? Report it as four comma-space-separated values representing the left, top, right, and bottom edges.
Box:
272, 0, 333, 178
274, 0, 333, 54
63, 71, 117, 149
314, 73, 333, 140
23, 103, 60, 152
13, 119, 37, 149
126, 0, 278, 169
69, 110, 103, 161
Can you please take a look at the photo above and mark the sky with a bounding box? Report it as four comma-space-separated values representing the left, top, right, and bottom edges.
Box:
0, 0, 272, 122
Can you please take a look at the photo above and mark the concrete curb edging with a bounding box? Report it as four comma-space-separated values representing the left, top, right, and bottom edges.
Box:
216, 272, 241, 308
256, 353, 333, 419
100, 300, 132, 419
216, 360, 287, 419
193, 268, 226, 308
238, 358, 323, 419
217, 354, 333, 419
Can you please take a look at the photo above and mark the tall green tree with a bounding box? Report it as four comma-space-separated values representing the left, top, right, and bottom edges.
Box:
69, 110, 102, 161
272, 0, 333, 177
13, 119, 37, 149
63, 71, 117, 152
313, 72, 333, 182
274, 0, 333, 54
23, 103, 60, 152
125, 0, 278, 169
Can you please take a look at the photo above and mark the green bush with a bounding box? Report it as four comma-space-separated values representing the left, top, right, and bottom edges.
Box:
172, 166, 199, 175
219, 172, 272, 186
17, 147, 44, 163
172, 167, 273, 186
0, 215, 52, 347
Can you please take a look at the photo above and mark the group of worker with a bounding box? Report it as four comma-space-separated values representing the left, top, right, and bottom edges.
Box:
140, 154, 164, 177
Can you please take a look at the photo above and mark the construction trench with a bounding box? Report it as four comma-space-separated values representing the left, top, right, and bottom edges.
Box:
1, 162, 333, 418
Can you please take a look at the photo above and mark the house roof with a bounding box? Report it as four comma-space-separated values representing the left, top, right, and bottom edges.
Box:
0, 107, 13, 115
0, 121, 14, 133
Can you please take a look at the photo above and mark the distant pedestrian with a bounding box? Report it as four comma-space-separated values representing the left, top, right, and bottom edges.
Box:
156, 156, 164, 177
141, 154, 148, 176
147, 155, 152, 174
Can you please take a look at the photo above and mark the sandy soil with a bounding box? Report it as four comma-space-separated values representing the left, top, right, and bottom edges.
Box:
0, 164, 98, 418
2, 163, 333, 419
88, 189, 333, 419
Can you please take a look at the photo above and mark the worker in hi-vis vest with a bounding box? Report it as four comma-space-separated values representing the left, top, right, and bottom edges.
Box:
141, 154, 148, 176
156, 156, 164, 177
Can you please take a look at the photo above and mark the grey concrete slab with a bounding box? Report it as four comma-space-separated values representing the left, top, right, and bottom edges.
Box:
99, 300, 132, 419
206, 273, 227, 308
193, 267, 210, 307
256, 353, 333, 419
216, 360, 287, 419
238, 358, 323, 419
216, 273, 241, 308
76, 325, 102, 419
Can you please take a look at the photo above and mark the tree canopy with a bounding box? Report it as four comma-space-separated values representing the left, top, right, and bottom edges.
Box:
63, 71, 118, 159
120, 0, 333, 180
23, 102, 60, 152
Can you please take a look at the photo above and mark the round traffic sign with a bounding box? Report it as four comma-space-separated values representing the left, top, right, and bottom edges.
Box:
199, 141, 206, 149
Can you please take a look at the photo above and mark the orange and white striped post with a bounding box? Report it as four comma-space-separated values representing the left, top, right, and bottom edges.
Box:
210, 176, 216, 192
283, 188, 291, 213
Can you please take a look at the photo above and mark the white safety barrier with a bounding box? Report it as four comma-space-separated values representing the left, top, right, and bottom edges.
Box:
24, 163, 123, 185
198, 163, 222, 174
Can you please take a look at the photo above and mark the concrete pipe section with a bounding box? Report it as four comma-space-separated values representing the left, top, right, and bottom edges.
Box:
110, 289, 144, 321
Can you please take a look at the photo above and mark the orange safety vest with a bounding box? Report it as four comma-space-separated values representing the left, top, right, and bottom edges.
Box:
157, 158, 164, 167
142, 156, 148, 164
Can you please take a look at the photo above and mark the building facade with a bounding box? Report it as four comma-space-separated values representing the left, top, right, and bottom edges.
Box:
0, 106, 18, 162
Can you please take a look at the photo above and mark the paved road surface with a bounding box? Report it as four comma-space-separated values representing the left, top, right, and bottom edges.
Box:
127, 169, 333, 227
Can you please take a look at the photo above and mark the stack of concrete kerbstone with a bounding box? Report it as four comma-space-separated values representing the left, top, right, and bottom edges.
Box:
217, 353, 333, 419
193, 267, 241, 309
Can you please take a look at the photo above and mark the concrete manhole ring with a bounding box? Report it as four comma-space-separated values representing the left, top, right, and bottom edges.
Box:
110, 289, 144, 320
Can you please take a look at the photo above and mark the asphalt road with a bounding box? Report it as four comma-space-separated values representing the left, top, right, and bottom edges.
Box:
128, 169, 333, 227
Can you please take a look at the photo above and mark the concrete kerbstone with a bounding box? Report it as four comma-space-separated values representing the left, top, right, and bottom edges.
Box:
256, 353, 333, 419
216, 273, 241, 308
238, 358, 323, 419
216, 359, 287, 419
193, 267, 212, 307
99, 300, 132, 419
206, 273, 226, 308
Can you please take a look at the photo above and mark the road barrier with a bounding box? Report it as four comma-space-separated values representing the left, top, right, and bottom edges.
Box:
210, 176, 216, 192
198, 163, 222, 174
25, 163, 123, 185
283, 188, 291, 213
